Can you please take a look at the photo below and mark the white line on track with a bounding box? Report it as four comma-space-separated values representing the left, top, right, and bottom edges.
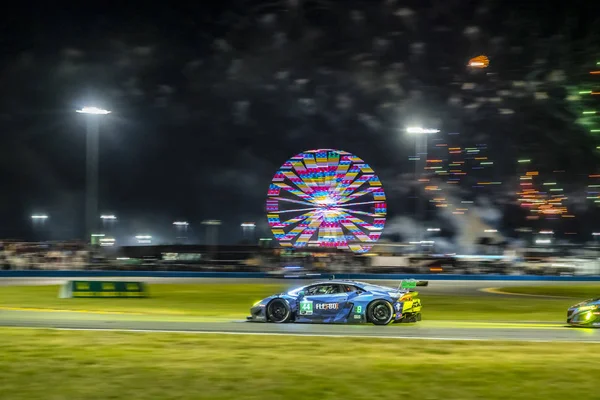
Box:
8, 326, 600, 344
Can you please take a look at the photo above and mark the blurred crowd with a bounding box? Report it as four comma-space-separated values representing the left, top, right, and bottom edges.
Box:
0, 241, 90, 270
1, 240, 599, 276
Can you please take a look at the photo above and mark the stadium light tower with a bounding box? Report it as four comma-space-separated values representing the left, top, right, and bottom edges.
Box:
406, 126, 440, 247
77, 106, 111, 243
241, 222, 256, 243
173, 221, 189, 243
202, 220, 222, 261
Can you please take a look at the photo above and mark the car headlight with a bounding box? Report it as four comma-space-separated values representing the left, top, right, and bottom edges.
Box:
578, 305, 599, 311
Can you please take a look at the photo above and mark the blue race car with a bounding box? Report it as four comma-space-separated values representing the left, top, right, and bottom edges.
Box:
247, 279, 428, 325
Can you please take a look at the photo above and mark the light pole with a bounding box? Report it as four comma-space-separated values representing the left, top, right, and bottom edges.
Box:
240, 222, 256, 243
31, 214, 49, 241
173, 221, 189, 243
406, 127, 439, 247
201, 220, 221, 262
77, 106, 111, 243
100, 214, 117, 233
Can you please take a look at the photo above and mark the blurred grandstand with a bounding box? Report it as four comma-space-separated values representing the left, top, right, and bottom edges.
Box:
1, 239, 599, 276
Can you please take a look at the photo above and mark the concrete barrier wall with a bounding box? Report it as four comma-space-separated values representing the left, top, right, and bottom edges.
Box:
2, 270, 600, 281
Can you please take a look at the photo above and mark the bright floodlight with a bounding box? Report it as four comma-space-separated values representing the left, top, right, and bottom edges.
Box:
76, 106, 111, 115
202, 220, 222, 226
406, 127, 440, 134
241, 222, 256, 227
427, 228, 440, 232
135, 235, 152, 240
31, 215, 48, 219
173, 221, 189, 226
100, 215, 117, 220
484, 229, 498, 233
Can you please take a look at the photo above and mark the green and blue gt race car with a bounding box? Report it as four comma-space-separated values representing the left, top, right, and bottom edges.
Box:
247, 278, 427, 325
567, 297, 600, 327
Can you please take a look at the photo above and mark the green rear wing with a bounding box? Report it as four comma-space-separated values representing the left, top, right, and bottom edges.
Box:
400, 279, 429, 290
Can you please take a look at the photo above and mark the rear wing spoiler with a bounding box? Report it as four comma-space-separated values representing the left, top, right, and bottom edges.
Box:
399, 279, 429, 290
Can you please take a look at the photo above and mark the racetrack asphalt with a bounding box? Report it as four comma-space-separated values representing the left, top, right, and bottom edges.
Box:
1, 277, 599, 342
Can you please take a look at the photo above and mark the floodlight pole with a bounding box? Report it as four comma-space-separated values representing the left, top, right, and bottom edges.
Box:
202, 220, 221, 263
85, 116, 100, 242
415, 134, 425, 243
406, 127, 439, 250
77, 107, 110, 242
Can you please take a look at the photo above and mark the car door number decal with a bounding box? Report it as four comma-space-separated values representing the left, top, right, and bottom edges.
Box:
355, 306, 362, 314
299, 300, 313, 315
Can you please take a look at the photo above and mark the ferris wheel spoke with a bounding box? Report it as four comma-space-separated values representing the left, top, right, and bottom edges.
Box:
293, 215, 324, 246
335, 210, 384, 232
276, 207, 321, 214
324, 151, 340, 189
335, 200, 381, 207
300, 154, 327, 187
290, 160, 321, 189
281, 170, 316, 195
281, 214, 320, 241
271, 196, 317, 207
337, 219, 373, 242
337, 187, 383, 203
329, 166, 362, 197
272, 182, 315, 202
331, 208, 384, 218
329, 159, 351, 193
336, 174, 373, 199
277, 211, 315, 228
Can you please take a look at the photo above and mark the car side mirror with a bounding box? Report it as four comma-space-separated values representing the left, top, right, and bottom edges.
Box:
297, 291, 305, 298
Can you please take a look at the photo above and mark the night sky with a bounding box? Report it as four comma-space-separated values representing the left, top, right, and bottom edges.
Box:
1, 1, 599, 246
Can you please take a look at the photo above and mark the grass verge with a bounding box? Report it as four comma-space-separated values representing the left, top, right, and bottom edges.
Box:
495, 284, 600, 299
0, 328, 599, 400
1, 283, 597, 322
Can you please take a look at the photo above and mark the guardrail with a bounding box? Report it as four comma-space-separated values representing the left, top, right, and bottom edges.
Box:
3, 270, 600, 281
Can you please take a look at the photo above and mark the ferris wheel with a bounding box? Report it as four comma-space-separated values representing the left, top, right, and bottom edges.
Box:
266, 149, 387, 253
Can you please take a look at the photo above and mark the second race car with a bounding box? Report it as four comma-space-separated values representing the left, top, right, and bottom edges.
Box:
247, 279, 428, 325
567, 297, 600, 327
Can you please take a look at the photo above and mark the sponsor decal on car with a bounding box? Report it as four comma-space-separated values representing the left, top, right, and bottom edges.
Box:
315, 303, 339, 310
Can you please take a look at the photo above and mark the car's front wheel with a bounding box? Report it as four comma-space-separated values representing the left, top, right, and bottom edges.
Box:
368, 300, 394, 325
266, 299, 291, 323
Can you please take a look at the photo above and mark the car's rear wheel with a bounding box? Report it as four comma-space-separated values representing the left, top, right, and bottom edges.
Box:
368, 300, 394, 325
266, 299, 291, 323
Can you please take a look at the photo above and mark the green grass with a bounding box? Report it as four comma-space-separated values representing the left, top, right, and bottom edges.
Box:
0, 283, 594, 322
0, 283, 288, 317
424, 294, 575, 322
496, 284, 600, 299
0, 328, 599, 400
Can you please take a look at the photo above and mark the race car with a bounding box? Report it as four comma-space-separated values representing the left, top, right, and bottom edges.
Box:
567, 297, 600, 327
247, 279, 428, 325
